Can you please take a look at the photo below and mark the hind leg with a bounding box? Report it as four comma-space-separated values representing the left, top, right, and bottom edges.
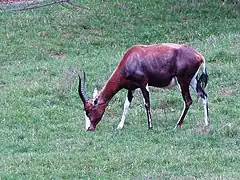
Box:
176, 79, 193, 129
141, 84, 153, 129
190, 76, 210, 126
198, 86, 209, 126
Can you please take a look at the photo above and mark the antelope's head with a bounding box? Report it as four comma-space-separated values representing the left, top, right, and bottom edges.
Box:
78, 73, 105, 131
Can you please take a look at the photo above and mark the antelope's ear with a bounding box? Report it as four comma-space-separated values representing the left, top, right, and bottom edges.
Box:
92, 88, 98, 99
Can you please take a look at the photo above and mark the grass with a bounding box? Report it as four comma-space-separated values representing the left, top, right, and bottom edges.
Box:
1, 0, 240, 179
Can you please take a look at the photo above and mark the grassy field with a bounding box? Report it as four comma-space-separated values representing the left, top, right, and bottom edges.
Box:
1, 0, 240, 179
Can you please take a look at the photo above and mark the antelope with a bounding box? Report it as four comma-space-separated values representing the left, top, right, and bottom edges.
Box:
78, 43, 209, 131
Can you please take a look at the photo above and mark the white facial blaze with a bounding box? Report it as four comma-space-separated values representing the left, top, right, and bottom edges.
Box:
92, 88, 98, 99
85, 114, 91, 130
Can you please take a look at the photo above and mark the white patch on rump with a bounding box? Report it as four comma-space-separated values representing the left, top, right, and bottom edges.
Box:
190, 69, 199, 92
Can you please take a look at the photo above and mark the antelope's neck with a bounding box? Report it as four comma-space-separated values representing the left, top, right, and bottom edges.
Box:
98, 69, 123, 105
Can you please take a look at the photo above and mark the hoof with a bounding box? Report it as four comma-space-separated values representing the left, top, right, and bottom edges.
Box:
204, 120, 210, 127
117, 126, 123, 130
148, 126, 153, 130
204, 122, 210, 129
204, 124, 210, 128
175, 124, 181, 129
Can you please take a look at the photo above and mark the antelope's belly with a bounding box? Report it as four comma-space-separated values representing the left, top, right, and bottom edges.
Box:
148, 76, 177, 88
164, 77, 177, 88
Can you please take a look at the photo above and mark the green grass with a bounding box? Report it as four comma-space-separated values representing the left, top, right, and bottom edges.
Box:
1, 0, 240, 179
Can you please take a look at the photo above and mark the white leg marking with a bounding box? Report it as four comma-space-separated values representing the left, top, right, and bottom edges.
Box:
175, 103, 186, 128
117, 96, 130, 129
190, 69, 209, 126
85, 114, 91, 130
202, 97, 209, 126
148, 117, 152, 129
144, 84, 152, 128
142, 84, 149, 105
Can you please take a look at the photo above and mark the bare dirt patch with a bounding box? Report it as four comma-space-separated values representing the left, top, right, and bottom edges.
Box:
219, 89, 233, 95
0, 0, 39, 5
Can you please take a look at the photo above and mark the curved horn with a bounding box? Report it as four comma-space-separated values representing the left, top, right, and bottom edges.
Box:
78, 72, 87, 104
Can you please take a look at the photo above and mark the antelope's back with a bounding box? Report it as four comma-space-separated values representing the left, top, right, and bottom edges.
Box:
122, 44, 202, 88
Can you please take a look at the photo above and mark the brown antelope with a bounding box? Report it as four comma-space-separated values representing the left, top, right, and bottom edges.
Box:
78, 43, 209, 131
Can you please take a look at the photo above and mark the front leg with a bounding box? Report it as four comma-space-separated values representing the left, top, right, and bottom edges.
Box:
141, 84, 153, 129
117, 90, 134, 129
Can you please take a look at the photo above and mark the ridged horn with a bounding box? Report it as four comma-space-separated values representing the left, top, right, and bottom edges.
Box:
78, 72, 87, 104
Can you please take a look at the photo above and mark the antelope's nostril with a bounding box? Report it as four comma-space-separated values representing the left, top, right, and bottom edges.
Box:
87, 127, 95, 131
